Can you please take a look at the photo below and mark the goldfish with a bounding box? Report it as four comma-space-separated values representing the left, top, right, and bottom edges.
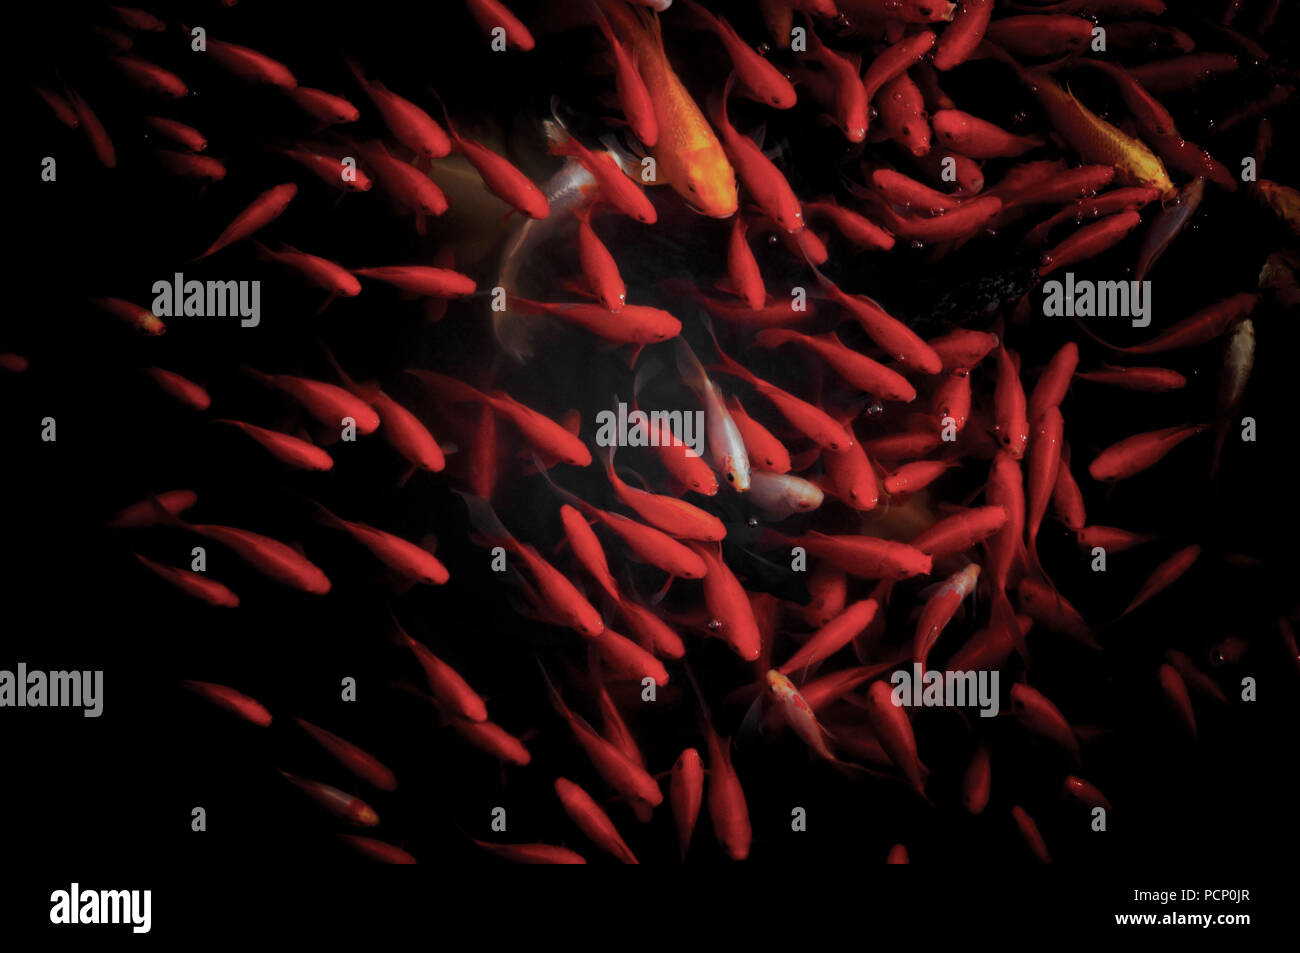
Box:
280, 771, 379, 826
591, 2, 658, 146
194, 183, 298, 261
109, 490, 198, 529
596, 0, 737, 216
780, 599, 879, 674
1010, 683, 1078, 758
1122, 544, 1200, 617
242, 366, 380, 434
66, 88, 115, 168
198, 31, 297, 88
933, 0, 993, 70
216, 419, 334, 471
352, 265, 475, 298
864, 680, 929, 794
466, 0, 535, 50
670, 748, 704, 859
755, 328, 917, 402
459, 493, 604, 636
283, 87, 361, 125
143, 367, 211, 411
345, 58, 450, 157
682, 0, 795, 108
181, 680, 271, 727
602, 444, 725, 540
411, 370, 591, 466
708, 76, 802, 231
111, 54, 187, 97
452, 718, 532, 765
932, 108, 1045, 159
546, 132, 656, 223
1088, 423, 1209, 481
690, 543, 762, 661
540, 666, 662, 807
134, 553, 239, 608
783, 531, 932, 580
295, 718, 397, 790
251, 242, 361, 298
914, 564, 981, 665
342, 836, 417, 864
1011, 805, 1052, 863
554, 778, 639, 863
143, 116, 207, 152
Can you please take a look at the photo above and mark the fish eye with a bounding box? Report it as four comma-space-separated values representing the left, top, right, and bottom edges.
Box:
726, 472, 735, 483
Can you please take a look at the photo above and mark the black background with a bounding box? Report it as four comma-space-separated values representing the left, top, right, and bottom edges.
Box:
5, 0, 1297, 932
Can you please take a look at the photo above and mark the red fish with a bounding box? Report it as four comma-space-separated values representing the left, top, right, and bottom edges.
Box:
1039, 210, 1143, 276
1052, 444, 1087, 531
710, 343, 855, 450
250, 241, 360, 298
560, 504, 621, 600
910, 505, 1008, 559
112, 54, 187, 97
345, 58, 450, 157
466, 0, 535, 51
280, 771, 379, 826
109, 490, 198, 529
156, 149, 227, 182
932, 109, 1043, 159
439, 103, 549, 218
181, 680, 271, 726
913, 564, 980, 665
671, 747, 704, 859
66, 88, 116, 168
683, 1, 795, 109
1010, 683, 1078, 757
190, 522, 331, 595
690, 543, 762, 661
780, 599, 879, 675
727, 216, 765, 311
459, 493, 603, 637
143, 367, 211, 410
864, 680, 929, 794
933, 0, 993, 70
755, 329, 916, 402
396, 625, 486, 722
283, 87, 361, 125
200, 31, 297, 87
352, 265, 475, 298
863, 32, 938, 133
1062, 775, 1112, 812
1122, 544, 1200, 617
1076, 525, 1156, 553
451, 718, 532, 765
342, 836, 417, 864
1075, 365, 1186, 391
993, 345, 1030, 458
1157, 663, 1197, 736
242, 366, 380, 434
540, 668, 662, 807
603, 446, 725, 541
195, 183, 298, 260
554, 778, 638, 863
591, 3, 658, 146
143, 116, 207, 152
134, 553, 239, 608
805, 200, 894, 251
709, 75, 803, 231
1088, 423, 1209, 481
726, 396, 790, 473
804, 263, 942, 374
1011, 805, 1052, 863
576, 205, 626, 311
783, 531, 932, 580
216, 419, 334, 471
411, 371, 591, 466
295, 718, 397, 791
